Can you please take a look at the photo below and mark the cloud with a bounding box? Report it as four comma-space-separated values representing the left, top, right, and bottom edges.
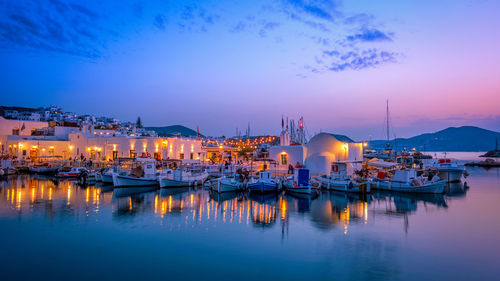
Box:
284, 0, 340, 21
346, 28, 393, 42
327, 49, 398, 72
177, 4, 220, 32
0, 0, 107, 59
344, 13, 375, 25
154, 14, 167, 30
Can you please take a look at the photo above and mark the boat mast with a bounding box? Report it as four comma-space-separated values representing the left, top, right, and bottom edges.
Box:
386, 99, 390, 142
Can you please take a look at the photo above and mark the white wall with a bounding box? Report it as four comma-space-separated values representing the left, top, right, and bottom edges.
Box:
0, 116, 48, 136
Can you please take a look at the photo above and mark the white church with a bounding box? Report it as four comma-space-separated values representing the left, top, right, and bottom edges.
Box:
268, 118, 364, 175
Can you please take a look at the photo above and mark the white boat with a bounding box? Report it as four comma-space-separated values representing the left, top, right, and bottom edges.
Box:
57, 167, 87, 178
373, 168, 446, 194
101, 167, 119, 184
213, 176, 246, 193
30, 163, 59, 174
282, 168, 319, 196
112, 158, 158, 187
247, 171, 280, 193
312, 161, 370, 193
432, 159, 465, 183
159, 169, 209, 188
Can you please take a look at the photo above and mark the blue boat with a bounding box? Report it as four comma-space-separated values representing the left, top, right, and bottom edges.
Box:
248, 171, 280, 193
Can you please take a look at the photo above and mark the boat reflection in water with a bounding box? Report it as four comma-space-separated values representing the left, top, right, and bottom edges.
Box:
0, 175, 455, 234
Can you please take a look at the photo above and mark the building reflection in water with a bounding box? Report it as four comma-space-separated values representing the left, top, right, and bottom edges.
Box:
0, 175, 457, 234
0, 175, 112, 219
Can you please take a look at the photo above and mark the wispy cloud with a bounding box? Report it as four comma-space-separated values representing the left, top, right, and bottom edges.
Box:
154, 14, 167, 30
346, 28, 393, 42
284, 0, 340, 21
320, 48, 399, 72
0, 0, 107, 59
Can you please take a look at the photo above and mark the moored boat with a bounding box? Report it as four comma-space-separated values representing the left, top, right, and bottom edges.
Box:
112, 158, 158, 187
247, 171, 280, 193
372, 168, 446, 194
282, 168, 319, 196
312, 161, 370, 193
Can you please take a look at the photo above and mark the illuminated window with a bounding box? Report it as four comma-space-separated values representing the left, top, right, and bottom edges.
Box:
280, 153, 287, 165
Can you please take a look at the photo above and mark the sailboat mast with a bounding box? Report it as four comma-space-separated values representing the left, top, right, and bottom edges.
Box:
386, 99, 390, 142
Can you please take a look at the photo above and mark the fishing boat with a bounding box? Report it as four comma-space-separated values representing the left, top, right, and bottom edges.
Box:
30, 163, 59, 174
212, 176, 247, 193
112, 158, 158, 187
158, 169, 209, 188
431, 158, 466, 183
101, 166, 119, 184
282, 168, 319, 196
247, 170, 280, 193
372, 168, 446, 194
312, 161, 370, 193
56, 167, 87, 178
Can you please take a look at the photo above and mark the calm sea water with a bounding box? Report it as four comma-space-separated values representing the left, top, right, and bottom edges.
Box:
1, 166, 499, 280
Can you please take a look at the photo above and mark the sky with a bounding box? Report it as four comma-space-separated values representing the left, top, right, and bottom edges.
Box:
0, 0, 499, 140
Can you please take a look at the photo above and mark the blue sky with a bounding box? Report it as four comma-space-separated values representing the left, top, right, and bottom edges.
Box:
1, 0, 499, 140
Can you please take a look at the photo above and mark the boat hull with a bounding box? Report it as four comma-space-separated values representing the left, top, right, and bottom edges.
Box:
112, 174, 158, 187
373, 180, 446, 194
101, 174, 113, 184
437, 169, 464, 183
248, 182, 278, 193
316, 177, 371, 193
159, 178, 190, 188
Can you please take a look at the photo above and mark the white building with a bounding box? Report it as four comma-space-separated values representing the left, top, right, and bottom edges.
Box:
269, 132, 363, 175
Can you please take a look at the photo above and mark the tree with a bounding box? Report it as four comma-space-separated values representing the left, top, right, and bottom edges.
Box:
136, 116, 143, 128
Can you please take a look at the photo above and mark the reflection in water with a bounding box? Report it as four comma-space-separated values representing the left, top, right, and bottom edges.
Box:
0, 175, 455, 234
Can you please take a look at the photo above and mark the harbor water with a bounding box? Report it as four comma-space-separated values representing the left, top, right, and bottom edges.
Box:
0, 167, 499, 280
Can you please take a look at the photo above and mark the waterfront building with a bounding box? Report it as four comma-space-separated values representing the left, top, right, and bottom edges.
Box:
269, 119, 363, 175
0, 116, 204, 162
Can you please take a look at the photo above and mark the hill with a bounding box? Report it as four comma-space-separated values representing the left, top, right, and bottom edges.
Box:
0, 106, 38, 116
146, 125, 203, 138
369, 126, 500, 152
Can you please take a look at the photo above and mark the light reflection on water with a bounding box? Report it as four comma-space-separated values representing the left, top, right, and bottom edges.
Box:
0, 168, 499, 281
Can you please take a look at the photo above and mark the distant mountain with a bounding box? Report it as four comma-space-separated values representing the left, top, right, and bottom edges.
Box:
146, 125, 203, 138
369, 126, 500, 152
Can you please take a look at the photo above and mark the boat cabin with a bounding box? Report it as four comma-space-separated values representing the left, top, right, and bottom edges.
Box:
294, 168, 310, 186
393, 169, 417, 183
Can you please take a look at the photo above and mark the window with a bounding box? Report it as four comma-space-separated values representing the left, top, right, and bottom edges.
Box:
129, 149, 136, 158
280, 153, 287, 165
154, 152, 161, 160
